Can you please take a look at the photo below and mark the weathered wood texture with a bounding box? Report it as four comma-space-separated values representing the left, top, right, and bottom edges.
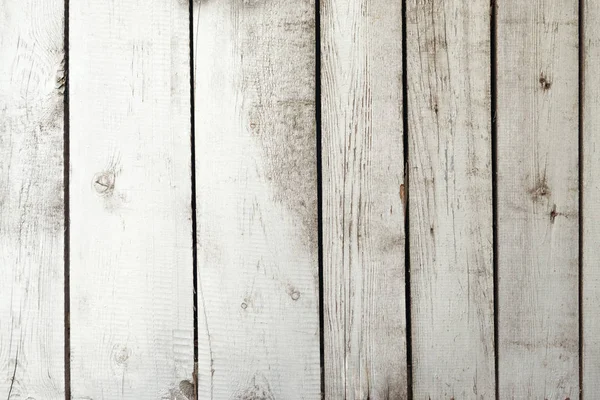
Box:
0, 0, 65, 399
496, 0, 580, 398
68, 1, 195, 398
320, 0, 407, 398
583, 0, 599, 395
407, 0, 495, 398
193, 0, 321, 398
0, 1, 65, 399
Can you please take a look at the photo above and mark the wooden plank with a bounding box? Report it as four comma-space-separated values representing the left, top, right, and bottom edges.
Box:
0, 1, 65, 399
406, 0, 495, 398
496, 0, 579, 398
68, 1, 195, 398
583, 0, 599, 395
193, 0, 320, 398
320, 0, 407, 398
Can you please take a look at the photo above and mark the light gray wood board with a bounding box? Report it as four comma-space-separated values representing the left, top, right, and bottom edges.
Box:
406, 0, 495, 398
320, 0, 407, 398
496, 0, 579, 398
68, 1, 195, 398
193, 0, 321, 398
0, 1, 65, 399
583, 0, 599, 395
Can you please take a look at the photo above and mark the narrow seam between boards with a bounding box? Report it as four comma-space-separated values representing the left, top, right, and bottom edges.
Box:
63, 0, 71, 397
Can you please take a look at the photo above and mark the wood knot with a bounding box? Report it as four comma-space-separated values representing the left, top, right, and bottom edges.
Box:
529, 180, 550, 201
241, 302, 248, 309
93, 172, 115, 196
550, 204, 558, 223
539, 73, 552, 90
113, 346, 130, 365
399, 183, 406, 205
287, 285, 300, 301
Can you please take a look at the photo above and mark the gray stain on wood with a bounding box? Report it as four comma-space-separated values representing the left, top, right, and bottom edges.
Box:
235, 375, 275, 400
239, 3, 318, 252
178, 380, 195, 399
167, 379, 194, 400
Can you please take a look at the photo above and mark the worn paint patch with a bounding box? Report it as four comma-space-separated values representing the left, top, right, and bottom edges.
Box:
235, 374, 275, 400
238, 5, 318, 253
178, 380, 195, 399
247, 100, 318, 252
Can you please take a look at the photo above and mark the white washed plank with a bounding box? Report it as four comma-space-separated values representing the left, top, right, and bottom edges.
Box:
320, 0, 407, 397
407, 0, 495, 398
0, 1, 65, 399
69, 1, 195, 398
497, 0, 579, 398
583, 0, 599, 395
193, 0, 320, 398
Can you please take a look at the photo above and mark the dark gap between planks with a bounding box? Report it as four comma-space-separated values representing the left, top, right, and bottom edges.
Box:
401, 0, 413, 398
188, 0, 200, 397
490, 0, 499, 399
63, 0, 71, 398
314, 0, 326, 396
578, 0, 584, 396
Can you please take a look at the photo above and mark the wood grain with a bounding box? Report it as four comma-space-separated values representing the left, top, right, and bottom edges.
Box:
68, 1, 195, 398
583, 0, 599, 395
0, 1, 65, 399
193, 0, 321, 398
406, 0, 495, 398
496, 0, 580, 398
320, 0, 407, 398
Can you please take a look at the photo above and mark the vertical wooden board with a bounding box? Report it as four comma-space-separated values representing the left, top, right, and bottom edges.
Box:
320, 0, 407, 398
69, 1, 194, 398
193, 0, 320, 398
407, 0, 495, 398
497, 0, 579, 398
0, 1, 65, 399
583, 0, 599, 395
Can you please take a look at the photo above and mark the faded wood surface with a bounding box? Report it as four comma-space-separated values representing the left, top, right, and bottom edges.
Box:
0, 1, 65, 399
583, 0, 599, 395
406, 0, 495, 398
496, 0, 580, 398
68, 1, 195, 398
193, 0, 321, 398
320, 0, 407, 398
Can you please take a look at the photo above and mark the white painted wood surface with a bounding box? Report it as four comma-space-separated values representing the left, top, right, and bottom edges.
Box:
320, 0, 407, 398
68, 1, 195, 398
496, 0, 580, 398
193, 0, 321, 398
0, 1, 65, 399
583, 0, 599, 395
1, 1, 594, 398
407, 0, 495, 398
